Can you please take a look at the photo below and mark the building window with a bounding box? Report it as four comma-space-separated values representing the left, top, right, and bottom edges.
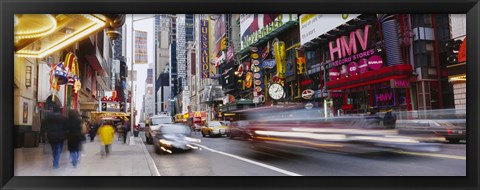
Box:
423, 14, 433, 27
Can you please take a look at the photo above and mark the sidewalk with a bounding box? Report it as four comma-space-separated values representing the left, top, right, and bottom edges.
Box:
14, 134, 159, 176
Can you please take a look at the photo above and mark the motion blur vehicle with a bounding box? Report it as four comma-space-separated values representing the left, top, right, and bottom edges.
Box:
152, 124, 201, 154
238, 106, 446, 154
145, 114, 173, 144
227, 120, 250, 140
396, 109, 466, 143
201, 121, 228, 137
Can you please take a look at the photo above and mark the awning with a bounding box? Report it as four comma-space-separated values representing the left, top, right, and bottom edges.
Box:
326, 64, 413, 90
15, 14, 108, 58
89, 111, 130, 121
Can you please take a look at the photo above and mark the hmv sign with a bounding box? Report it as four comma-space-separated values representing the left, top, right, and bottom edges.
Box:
328, 25, 384, 75
390, 79, 409, 88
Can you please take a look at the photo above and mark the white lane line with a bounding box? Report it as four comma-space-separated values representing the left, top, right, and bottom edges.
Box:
391, 150, 466, 160
192, 143, 302, 176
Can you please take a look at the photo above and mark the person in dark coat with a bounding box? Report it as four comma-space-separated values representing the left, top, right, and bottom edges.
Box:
383, 107, 397, 129
64, 110, 83, 167
89, 119, 100, 142
42, 107, 66, 169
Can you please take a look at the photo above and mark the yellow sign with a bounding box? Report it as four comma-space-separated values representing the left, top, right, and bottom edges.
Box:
300, 14, 316, 24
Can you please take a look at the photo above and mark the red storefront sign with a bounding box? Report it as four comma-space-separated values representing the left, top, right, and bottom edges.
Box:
390, 78, 409, 88
367, 55, 383, 70
358, 58, 368, 73
329, 67, 340, 80
326, 64, 413, 90
348, 61, 358, 76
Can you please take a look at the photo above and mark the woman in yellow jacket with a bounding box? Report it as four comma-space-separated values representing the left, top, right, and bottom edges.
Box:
97, 121, 115, 157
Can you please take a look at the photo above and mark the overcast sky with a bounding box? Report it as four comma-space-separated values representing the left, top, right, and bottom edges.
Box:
126, 14, 155, 124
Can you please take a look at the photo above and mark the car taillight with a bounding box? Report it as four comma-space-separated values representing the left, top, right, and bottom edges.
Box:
447, 129, 453, 134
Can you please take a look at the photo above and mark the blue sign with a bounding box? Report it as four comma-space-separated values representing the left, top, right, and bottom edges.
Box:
262, 59, 276, 69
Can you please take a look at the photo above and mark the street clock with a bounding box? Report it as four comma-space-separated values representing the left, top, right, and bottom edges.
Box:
268, 83, 285, 100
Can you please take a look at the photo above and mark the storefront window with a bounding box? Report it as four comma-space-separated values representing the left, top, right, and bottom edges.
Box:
306, 51, 316, 67
375, 87, 396, 108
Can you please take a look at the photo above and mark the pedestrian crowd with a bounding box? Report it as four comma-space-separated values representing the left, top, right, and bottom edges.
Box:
40, 108, 131, 169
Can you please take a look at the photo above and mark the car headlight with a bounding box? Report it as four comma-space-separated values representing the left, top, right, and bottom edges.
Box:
159, 139, 173, 146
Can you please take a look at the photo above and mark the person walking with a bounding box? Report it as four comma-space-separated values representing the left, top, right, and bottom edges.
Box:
42, 107, 66, 169
383, 107, 397, 129
116, 122, 125, 143
121, 120, 130, 144
89, 119, 99, 142
64, 110, 83, 168
97, 120, 115, 157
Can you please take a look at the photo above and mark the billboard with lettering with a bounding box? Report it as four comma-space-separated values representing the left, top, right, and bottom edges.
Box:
200, 20, 209, 78
300, 14, 360, 45
240, 14, 298, 49
134, 30, 148, 64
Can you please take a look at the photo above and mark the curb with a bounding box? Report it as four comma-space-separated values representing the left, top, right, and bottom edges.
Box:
136, 137, 160, 176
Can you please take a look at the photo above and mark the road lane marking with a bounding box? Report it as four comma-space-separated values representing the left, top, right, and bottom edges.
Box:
192, 143, 303, 176
391, 150, 466, 160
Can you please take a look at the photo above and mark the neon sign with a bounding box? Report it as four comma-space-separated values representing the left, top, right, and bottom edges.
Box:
329, 25, 370, 62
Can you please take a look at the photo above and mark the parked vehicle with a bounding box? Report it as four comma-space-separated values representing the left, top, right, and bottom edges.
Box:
152, 124, 201, 154
201, 121, 228, 137
145, 115, 173, 144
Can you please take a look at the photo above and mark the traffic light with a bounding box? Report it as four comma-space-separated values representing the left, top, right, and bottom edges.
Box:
296, 57, 306, 75
446, 39, 463, 64
101, 103, 107, 111
119, 102, 125, 112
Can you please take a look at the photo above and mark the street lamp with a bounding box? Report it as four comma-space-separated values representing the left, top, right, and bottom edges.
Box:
129, 14, 156, 145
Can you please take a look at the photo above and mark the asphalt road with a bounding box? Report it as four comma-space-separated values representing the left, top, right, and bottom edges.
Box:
139, 131, 466, 176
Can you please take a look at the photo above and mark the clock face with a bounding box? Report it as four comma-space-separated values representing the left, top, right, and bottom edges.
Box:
269, 83, 284, 100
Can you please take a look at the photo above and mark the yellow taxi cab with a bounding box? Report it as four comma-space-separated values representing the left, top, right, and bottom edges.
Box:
201, 121, 228, 137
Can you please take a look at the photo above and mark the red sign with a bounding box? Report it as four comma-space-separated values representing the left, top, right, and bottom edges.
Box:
458, 38, 466, 63
302, 89, 314, 100
301, 79, 313, 86
340, 65, 348, 78
390, 79, 409, 88
348, 62, 358, 76
368, 55, 384, 70
329, 92, 343, 98
357, 58, 368, 73
329, 67, 340, 81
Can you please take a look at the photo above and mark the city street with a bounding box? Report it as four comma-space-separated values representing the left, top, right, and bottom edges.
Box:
12, 13, 468, 177
140, 132, 466, 176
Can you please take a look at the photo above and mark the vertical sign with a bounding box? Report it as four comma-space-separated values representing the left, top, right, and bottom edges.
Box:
201, 20, 209, 78
23, 102, 28, 123
135, 30, 148, 64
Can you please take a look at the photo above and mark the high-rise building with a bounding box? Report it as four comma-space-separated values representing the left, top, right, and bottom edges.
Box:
154, 14, 175, 115
176, 15, 187, 92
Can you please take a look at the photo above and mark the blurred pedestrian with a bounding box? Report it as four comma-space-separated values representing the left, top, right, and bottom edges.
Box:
64, 110, 83, 168
365, 107, 382, 128
89, 119, 100, 142
42, 107, 66, 169
383, 107, 397, 129
122, 120, 130, 144
81, 119, 89, 142
98, 120, 115, 157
